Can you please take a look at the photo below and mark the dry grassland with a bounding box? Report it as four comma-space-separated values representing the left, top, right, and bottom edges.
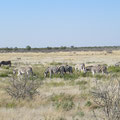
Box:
0, 50, 120, 120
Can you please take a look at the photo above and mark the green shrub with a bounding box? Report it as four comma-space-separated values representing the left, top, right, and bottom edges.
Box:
85, 72, 93, 77
6, 102, 17, 108
63, 73, 80, 80
51, 93, 74, 111
0, 73, 8, 77
26, 45, 31, 51
50, 62, 63, 66
108, 66, 120, 73
0, 100, 17, 108
79, 72, 92, 78
32, 66, 45, 80
85, 101, 92, 107
1, 66, 9, 69
95, 74, 106, 79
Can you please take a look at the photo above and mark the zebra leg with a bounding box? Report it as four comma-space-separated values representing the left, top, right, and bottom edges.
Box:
92, 70, 95, 75
49, 71, 52, 78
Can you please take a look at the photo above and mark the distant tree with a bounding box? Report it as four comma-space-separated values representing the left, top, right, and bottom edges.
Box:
26, 45, 31, 51
14, 47, 18, 51
47, 47, 52, 50
71, 46, 74, 49
60, 46, 67, 49
54, 47, 59, 49
4, 47, 13, 51
5, 47, 9, 51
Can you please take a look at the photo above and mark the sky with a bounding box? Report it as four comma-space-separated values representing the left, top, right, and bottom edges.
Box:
0, 0, 120, 48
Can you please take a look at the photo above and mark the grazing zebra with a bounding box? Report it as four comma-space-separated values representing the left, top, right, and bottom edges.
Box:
44, 66, 59, 78
75, 63, 88, 73
64, 65, 73, 73
13, 67, 33, 77
58, 65, 66, 76
85, 65, 94, 72
91, 65, 107, 75
0, 61, 11, 67
75, 63, 85, 72
115, 62, 120, 67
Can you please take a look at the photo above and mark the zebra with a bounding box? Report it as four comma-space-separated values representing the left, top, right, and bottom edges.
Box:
84, 65, 94, 72
64, 65, 73, 74
13, 66, 33, 77
0, 61, 11, 67
58, 65, 66, 76
115, 62, 120, 67
75, 63, 85, 72
91, 64, 107, 75
44, 66, 59, 78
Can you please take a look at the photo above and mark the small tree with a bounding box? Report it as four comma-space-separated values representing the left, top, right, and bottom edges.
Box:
14, 47, 18, 51
71, 46, 74, 49
26, 45, 31, 51
47, 46, 52, 50
91, 76, 120, 120
60, 46, 67, 49
6, 74, 39, 99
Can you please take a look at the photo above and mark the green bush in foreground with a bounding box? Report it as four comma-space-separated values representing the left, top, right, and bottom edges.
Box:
0, 73, 8, 77
85, 101, 92, 107
51, 93, 74, 111
108, 66, 120, 73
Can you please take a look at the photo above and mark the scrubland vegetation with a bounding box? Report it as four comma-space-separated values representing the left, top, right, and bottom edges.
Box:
0, 51, 120, 120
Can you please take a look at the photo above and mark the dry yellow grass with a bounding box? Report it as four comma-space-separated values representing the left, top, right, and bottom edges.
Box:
0, 50, 120, 65
0, 51, 119, 120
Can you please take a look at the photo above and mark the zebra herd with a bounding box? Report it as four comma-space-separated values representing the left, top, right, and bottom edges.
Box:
44, 63, 108, 78
0, 60, 108, 78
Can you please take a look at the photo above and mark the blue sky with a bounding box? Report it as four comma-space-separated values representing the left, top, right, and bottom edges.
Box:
0, 0, 120, 48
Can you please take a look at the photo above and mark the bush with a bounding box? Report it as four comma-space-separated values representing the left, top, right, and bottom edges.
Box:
6, 102, 17, 108
0, 73, 8, 77
51, 93, 74, 111
0, 100, 17, 108
6, 74, 39, 99
47, 47, 52, 50
79, 72, 92, 78
91, 78, 120, 120
94, 74, 106, 79
50, 62, 63, 66
63, 73, 80, 80
85, 101, 92, 107
26, 45, 31, 51
108, 66, 120, 73
1, 66, 9, 69
14, 47, 18, 51
32, 66, 45, 80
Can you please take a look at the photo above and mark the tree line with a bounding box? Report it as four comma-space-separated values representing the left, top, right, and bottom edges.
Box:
0, 45, 120, 52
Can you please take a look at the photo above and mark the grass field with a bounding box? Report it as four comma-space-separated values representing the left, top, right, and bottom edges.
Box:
0, 50, 120, 120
